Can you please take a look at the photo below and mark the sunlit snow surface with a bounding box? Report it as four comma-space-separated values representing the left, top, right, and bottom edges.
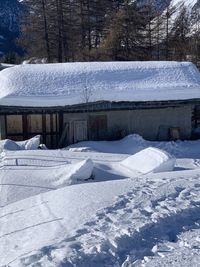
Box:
1, 135, 200, 266
0, 61, 200, 106
170, 0, 198, 9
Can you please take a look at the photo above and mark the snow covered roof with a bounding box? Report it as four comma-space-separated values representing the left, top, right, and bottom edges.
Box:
0, 61, 200, 107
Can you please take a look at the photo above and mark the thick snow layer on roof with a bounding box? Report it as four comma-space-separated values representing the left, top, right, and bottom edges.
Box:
0, 61, 200, 107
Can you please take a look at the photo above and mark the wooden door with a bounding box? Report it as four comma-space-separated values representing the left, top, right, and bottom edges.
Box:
89, 115, 107, 140
74, 120, 87, 143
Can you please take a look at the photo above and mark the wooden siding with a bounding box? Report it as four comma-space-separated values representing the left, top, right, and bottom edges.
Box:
0, 100, 197, 147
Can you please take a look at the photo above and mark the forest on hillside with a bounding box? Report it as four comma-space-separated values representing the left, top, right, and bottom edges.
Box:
3, 0, 200, 65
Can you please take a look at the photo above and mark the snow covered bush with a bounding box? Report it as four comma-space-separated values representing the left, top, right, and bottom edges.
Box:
0, 135, 41, 152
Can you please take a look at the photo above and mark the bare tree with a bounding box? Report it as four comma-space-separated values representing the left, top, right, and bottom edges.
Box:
81, 79, 93, 103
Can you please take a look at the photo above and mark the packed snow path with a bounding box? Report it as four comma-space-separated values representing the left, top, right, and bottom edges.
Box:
1, 135, 200, 266
2, 169, 200, 266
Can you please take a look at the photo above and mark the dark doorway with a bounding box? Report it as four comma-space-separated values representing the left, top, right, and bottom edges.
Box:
89, 115, 107, 140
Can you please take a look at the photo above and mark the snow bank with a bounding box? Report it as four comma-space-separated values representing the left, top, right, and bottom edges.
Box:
121, 147, 175, 174
0, 61, 200, 106
66, 133, 200, 159
0, 135, 41, 152
66, 134, 147, 154
0, 158, 94, 206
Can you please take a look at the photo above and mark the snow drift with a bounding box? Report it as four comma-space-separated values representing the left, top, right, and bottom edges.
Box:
53, 158, 94, 186
66, 133, 200, 159
0, 135, 41, 152
66, 134, 147, 154
0, 157, 94, 206
121, 147, 175, 174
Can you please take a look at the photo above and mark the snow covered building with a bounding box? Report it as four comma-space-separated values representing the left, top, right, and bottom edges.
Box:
0, 61, 200, 148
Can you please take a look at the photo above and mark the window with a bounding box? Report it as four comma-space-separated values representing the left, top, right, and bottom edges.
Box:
6, 115, 23, 135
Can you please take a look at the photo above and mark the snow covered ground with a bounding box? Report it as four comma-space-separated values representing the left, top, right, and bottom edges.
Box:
1, 135, 200, 266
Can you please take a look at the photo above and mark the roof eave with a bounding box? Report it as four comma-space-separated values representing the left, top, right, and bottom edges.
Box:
0, 98, 199, 115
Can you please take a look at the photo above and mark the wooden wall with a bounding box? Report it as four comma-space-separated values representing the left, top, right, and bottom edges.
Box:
0, 104, 195, 148
2, 113, 60, 148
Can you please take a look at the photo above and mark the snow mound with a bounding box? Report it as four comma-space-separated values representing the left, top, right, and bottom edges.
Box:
0, 135, 41, 152
16, 135, 41, 150
66, 134, 147, 154
1, 139, 21, 151
66, 133, 200, 159
121, 147, 175, 174
0, 158, 94, 206
53, 159, 94, 186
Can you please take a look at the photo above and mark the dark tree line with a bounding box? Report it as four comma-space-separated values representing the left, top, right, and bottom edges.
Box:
18, 0, 200, 66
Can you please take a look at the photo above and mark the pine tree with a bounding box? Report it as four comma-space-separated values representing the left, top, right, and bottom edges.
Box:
101, 1, 146, 60
160, 0, 178, 60
170, 4, 190, 61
